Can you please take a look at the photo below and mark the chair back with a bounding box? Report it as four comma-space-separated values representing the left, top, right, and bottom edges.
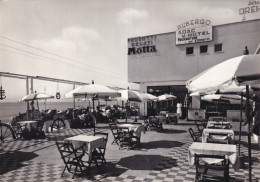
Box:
94, 132, 109, 148
194, 153, 229, 182
188, 128, 199, 142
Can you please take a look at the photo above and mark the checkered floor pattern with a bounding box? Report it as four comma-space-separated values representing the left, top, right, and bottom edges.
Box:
1, 122, 260, 181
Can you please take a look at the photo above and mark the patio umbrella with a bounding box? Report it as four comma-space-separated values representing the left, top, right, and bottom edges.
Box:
65, 83, 120, 111
201, 94, 248, 105
186, 54, 260, 94
21, 92, 54, 111
186, 54, 260, 182
158, 94, 177, 101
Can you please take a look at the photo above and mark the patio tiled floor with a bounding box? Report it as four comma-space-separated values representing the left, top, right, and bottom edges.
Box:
0, 119, 260, 181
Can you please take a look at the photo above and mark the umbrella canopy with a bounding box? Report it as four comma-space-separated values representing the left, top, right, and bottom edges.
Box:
21, 93, 54, 101
120, 89, 142, 102
186, 54, 260, 94
65, 84, 120, 99
141, 93, 158, 102
201, 94, 248, 105
158, 94, 177, 101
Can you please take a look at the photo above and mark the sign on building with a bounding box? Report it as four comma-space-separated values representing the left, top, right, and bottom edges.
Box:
176, 19, 213, 45
128, 35, 159, 59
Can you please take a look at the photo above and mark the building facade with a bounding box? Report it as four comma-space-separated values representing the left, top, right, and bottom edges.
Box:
128, 19, 260, 116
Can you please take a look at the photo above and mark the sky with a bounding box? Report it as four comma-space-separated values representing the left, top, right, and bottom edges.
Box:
0, 0, 259, 102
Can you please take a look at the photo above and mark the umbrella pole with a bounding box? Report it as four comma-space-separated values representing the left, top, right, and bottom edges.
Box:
37, 100, 39, 111
246, 85, 252, 182
239, 93, 243, 156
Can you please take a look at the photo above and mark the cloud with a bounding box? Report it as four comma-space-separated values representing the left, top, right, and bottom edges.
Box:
117, 8, 149, 25
32, 27, 102, 55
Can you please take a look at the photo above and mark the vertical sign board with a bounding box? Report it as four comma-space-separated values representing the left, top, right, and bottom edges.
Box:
176, 19, 213, 45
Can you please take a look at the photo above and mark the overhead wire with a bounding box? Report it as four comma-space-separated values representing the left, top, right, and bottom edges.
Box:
0, 36, 126, 81
0, 42, 126, 81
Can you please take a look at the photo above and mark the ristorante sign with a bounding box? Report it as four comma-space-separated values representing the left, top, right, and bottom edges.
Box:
128, 35, 158, 58
176, 19, 212, 45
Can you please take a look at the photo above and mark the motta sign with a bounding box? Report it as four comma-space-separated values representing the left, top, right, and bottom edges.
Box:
176, 19, 212, 45
128, 35, 158, 58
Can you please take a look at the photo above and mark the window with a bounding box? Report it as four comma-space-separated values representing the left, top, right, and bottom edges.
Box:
214, 44, 222, 52
200, 45, 208, 53
186, 47, 194, 55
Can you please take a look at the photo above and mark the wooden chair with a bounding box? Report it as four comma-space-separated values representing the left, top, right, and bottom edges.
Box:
55, 141, 87, 179
118, 127, 135, 150
194, 120, 205, 134
188, 128, 201, 142
194, 153, 229, 182
92, 132, 109, 165
109, 123, 121, 145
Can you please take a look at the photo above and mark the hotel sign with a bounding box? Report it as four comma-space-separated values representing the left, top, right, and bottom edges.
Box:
176, 19, 212, 45
128, 35, 159, 59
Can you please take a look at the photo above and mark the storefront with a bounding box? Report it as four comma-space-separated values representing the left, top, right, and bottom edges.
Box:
128, 19, 260, 117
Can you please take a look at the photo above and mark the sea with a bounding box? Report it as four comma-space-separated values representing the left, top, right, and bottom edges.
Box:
0, 100, 118, 123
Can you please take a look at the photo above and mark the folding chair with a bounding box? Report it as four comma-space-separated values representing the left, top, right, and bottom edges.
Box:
194, 153, 229, 182
92, 132, 109, 165
109, 123, 121, 145
194, 120, 205, 134
118, 127, 134, 150
188, 128, 201, 142
56, 141, 87, 179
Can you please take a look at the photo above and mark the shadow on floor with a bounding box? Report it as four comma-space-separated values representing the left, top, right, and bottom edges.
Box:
118, 154, 177, 170
0, 151, 38, 175
157, 129, 187, 134
84, 162, 128, 180
140, 140, 185, 149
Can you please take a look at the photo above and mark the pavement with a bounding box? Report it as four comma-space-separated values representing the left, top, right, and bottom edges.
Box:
0, 118, 260, 182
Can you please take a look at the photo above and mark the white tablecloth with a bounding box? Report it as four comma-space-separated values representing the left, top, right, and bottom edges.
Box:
188, 142, 237, 166
202, 128, 235, 143
118, 124, 145, 137
64, 135, 104, 160
17, 120, 38, 131
207, 121, 231, 129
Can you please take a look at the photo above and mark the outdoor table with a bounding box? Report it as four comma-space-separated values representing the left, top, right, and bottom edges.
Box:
64, 135, 105, 160
153, 115, 166, 124
117, 123, 145, 138
202, 128, 235, 143
188, 142, 237, 166
207, 121, 231, 129
208, 116, 227, 121
17, 120, 39, 132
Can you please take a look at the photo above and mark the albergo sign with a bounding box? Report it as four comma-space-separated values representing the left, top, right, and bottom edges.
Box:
128, 35, 157, 58
176, 19, 212, 45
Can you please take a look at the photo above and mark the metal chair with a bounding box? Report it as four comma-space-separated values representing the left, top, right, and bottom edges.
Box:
55, 141, 87, 179
194, 153, 229, 182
